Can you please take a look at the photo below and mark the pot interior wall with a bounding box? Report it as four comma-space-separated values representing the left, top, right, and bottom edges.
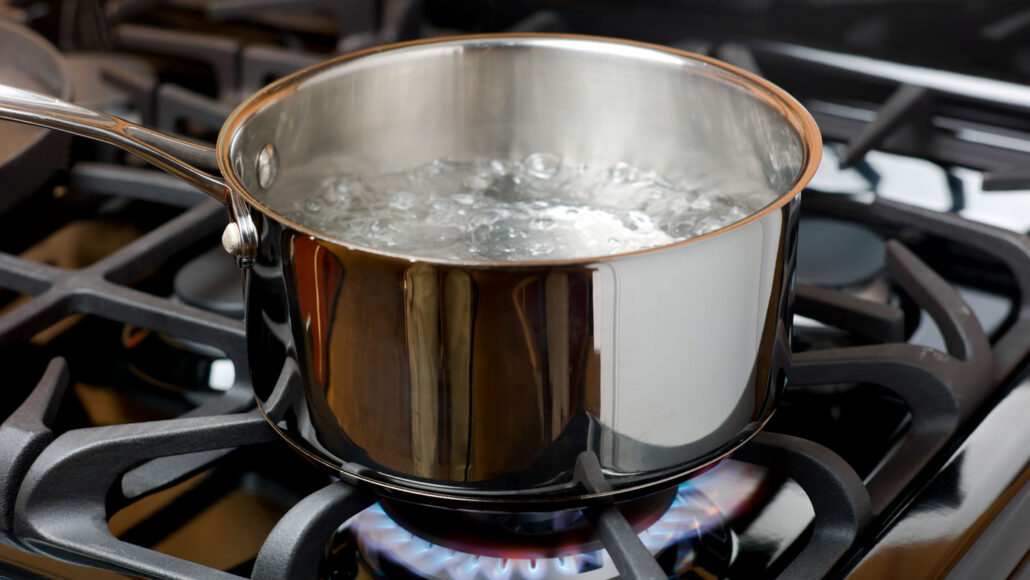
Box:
226, 37, 806, 231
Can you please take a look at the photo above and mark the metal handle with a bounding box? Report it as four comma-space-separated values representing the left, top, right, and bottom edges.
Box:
0, 83, 257, 267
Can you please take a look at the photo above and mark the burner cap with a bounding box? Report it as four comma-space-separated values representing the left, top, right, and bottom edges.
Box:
66, 52, 155, 111
173, 246, 244, 319
796, 218, 885, 288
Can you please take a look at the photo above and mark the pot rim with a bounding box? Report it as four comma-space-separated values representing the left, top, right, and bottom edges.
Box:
217, 33, 822, 267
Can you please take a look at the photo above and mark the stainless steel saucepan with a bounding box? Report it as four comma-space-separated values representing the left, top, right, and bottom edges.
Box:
0, 34, 821, 510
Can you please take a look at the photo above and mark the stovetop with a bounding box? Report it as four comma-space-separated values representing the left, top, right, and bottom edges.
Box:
3, 1, 1030, 579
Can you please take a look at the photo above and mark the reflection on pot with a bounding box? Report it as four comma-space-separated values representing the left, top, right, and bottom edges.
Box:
248, 196, 798, 507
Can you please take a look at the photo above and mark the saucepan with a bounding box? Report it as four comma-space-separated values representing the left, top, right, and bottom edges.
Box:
0, 34, 820, 510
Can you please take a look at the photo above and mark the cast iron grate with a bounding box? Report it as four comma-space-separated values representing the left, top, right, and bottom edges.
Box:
3, 17, 1030, 580
0, 162, 1028, 580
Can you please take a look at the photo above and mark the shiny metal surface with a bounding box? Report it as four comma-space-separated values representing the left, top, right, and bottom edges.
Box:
249, 201, 799, 506
0, 84, 227, 200
0, 84, 259, 266
0, 34, 822, 506
234, 35, 820, 506
221, 35, 813, 264
845, 375, 1030, 578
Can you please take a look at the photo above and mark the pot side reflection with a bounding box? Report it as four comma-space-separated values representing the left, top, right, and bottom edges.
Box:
247, 198, 798, 506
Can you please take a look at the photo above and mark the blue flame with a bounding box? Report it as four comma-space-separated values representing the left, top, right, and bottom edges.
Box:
348, 460, 765, 579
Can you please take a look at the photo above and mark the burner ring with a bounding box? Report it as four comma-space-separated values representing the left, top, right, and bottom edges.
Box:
377, 487, 678, 559
345, 480, 741, 579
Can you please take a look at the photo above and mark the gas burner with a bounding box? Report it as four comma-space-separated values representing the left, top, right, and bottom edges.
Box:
376, 488, 678, 559
5, 3, 1030, 579
351, 486, 723, 579
797, 218, 886, 289
793, 216, 906, 345
339, 461, 768, 579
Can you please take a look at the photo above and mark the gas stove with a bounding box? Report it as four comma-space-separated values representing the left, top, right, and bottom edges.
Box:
2, 1, 1030, 579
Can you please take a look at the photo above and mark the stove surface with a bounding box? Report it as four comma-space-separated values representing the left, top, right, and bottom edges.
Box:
2, 1, 1030, 579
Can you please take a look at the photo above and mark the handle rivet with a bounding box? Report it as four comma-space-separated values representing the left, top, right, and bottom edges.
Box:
221, 222, 242, 256
256, 144, 279, 189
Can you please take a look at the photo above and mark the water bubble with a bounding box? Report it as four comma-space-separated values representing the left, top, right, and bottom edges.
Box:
530, 217, 555, 230
463, 174, 490, 190
524, 153, 561, 179
320, 177, 352, 203
670, 221, 699, 238
608, 162, 631, 183
625, 211, 651, 232
690, 198, 713, 211
389, 192, 415, 210
490, 159, 512, 175
699, 223, 722, 235
276, 156, 768, 260
527, 241, 554, 256
323, 189, 349, 204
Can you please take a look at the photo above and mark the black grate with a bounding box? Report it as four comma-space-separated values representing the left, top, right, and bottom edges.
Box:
0, 165, 1027, 580
4, 10, 1030, 580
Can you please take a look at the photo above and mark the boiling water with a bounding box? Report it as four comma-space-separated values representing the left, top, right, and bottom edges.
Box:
279, 153, 773, 260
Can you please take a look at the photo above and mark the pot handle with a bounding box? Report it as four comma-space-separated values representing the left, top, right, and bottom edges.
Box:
0, 83, 257, 268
